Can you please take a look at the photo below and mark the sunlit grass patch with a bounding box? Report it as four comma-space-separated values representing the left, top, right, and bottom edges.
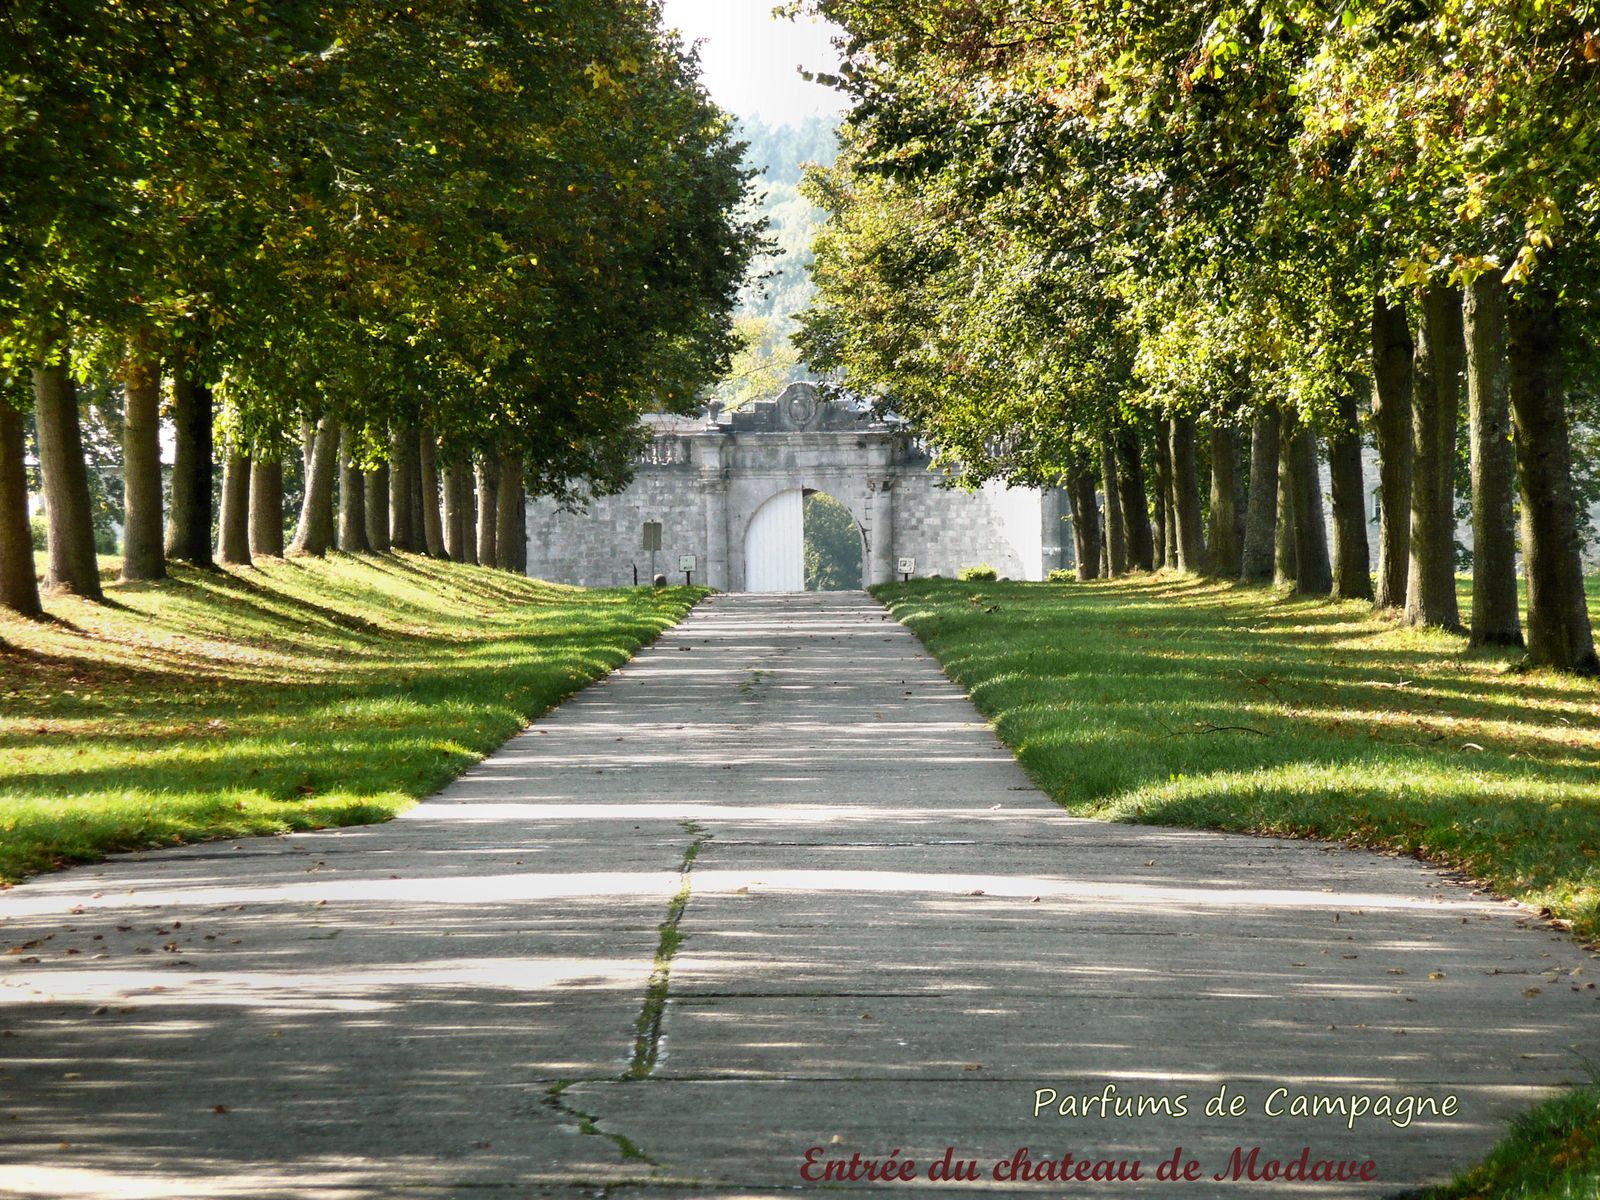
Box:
1, 554, 702, 881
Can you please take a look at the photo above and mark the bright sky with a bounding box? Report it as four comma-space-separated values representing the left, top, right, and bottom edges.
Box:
660, 0, 847, 126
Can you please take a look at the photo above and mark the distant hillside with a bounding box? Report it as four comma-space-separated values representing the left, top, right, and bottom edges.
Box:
709, 114, 838, 408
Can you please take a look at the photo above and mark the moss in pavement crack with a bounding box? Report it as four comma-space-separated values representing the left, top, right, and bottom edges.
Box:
627, 820, 705, 1081
543, 1081, 655, 1165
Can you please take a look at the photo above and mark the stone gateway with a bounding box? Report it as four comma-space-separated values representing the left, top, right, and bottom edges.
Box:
524, 383, 1071, 590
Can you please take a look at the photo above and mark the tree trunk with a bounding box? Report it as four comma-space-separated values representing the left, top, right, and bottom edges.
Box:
120, 341, 165, 582
1506, 284, 1596, 674
443, 463, 467, 562
1168, 415, 1207, 573
0, 400, 42, 615
1372, 293, 1414, 610
1464, 275, 1523, 648
1289, 425, 1332, 595
476, 458, 499, 568
249, 457, 284, 557
1327, 386, 1372, 600
442, 463, 460, 561
1067, 463, 1101, 580
166, 371, 213, 567
1098, 437, 1127, 577
389, 423, 420, 552
217, 453, 252, 566
32, 356, 103, 599
496, 452, 525, 574
1240, 413, 1279, 582
1274, 409, 1297, 585
419, 426, 445, 557
1405, 281, 1464, 630
364, 464, 390, 552
338, 425, 369, 553
289, 414, 339, 556
1152, 432, 1171, 569
1112, 430, 1153, 570
460, 466, 478, 566
1206, 424, 1242, 578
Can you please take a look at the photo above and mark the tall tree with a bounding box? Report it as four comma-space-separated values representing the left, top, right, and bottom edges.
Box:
289, 416, 339, 557
119, 341, 164, 582
1463, 276, 1522, 647
166, 373, 213, 568
365, 466, 391, 553
1288, 425, 1333, 595
338, 427, 370, 554
249, 457, 284, 559
1370, 295, 1414, 611
31, 356, 103, 599
1113, 430, 1154, 571
1405, 283, 1463, 631
1207, 425, 1243, 579
1099, 438, 1127, 577
0, 399, 42, 615
1327, 388, 1372, 601
1240, 414, 1279, 584
1506, 285, 1596, 674
217, 453, 252, 567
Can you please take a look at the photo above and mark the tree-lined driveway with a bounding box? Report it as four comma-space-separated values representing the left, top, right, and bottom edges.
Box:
2, 592, 1595, 1197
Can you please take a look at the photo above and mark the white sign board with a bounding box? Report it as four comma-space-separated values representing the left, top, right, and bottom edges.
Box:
679, 555, 697, 573
897, 556, 916, 575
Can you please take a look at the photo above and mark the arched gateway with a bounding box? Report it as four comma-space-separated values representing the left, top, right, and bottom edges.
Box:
524, 382, 1071, 590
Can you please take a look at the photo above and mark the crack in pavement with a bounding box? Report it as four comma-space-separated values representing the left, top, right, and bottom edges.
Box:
543, 820, 709, 1176
628, 820, 706, 1082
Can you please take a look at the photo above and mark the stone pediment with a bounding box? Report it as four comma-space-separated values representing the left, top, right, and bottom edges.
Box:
719, 382, 877, 433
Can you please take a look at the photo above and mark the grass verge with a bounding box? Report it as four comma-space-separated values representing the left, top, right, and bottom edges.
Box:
876, 572, 1600, 1199
1, 553, 702, 882
873, 573, 1600, 939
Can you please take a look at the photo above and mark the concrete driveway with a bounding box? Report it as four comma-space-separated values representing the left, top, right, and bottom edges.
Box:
1, 591, 1595, 1197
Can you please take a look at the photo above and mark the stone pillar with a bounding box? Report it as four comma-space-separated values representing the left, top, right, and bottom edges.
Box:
694, 434, 730, 590
868, 477, 895, 585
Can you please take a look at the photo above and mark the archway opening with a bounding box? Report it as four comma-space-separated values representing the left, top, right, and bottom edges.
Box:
803, 490, 864, 591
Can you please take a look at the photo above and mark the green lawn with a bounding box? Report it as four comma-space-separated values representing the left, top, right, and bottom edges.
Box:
875, 573, 1600, 940
0, 554, 701, 882
876, 572, 1600, 1199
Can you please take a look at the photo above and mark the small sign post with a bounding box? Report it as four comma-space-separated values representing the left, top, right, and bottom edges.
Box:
643, 521, 662, 584
897, 555, 916, 583
680, 554, 696, 587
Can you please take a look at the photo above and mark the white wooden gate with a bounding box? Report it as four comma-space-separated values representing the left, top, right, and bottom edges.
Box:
744, 489, 805, 592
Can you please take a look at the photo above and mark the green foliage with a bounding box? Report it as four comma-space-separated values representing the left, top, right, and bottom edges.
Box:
710, 316, 802, 410
958, 565, 997, 581
28, 514, 45, 552
796, 0, 1600, 498
0, 555, 702, 882
1047, 568, 1075, 582
1, 0, 763, 506
802, 491, 862, 590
